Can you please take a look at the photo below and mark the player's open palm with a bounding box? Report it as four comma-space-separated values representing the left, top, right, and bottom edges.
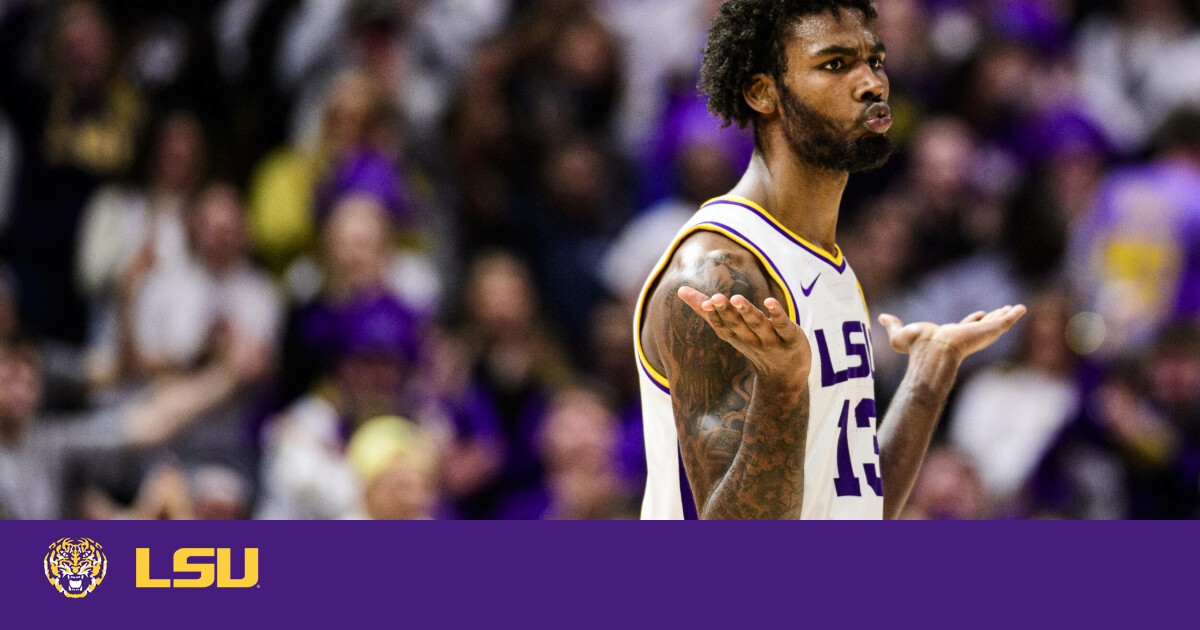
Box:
879, 305, 1027, 362
677, 287, 811, 385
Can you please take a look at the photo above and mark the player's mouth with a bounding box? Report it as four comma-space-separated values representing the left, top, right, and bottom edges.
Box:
862, 103, 893, 134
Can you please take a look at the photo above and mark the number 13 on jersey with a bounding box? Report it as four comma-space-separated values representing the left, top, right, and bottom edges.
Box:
834, 398, 883, 497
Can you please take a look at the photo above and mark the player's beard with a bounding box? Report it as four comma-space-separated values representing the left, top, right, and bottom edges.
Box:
778, 84, 893, 173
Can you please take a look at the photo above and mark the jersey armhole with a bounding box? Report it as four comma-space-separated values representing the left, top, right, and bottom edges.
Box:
633, 222, 799, 393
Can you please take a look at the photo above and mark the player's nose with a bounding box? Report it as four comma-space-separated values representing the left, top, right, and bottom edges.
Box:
853, 65, 887, 103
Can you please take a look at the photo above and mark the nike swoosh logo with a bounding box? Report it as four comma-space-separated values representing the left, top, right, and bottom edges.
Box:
800, 274, 821, 297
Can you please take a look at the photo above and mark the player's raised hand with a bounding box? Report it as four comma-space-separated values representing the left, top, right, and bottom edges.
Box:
878, 305, 1027, 363
677, 286, 811, 386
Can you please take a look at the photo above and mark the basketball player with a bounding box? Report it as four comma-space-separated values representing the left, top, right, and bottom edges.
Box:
635, 0, 1026, 519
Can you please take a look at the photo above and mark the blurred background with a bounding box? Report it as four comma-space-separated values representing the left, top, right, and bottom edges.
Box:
1, 0, 1199, 520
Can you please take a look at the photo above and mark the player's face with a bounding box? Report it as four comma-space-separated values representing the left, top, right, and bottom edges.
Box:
776, 10, 892, 172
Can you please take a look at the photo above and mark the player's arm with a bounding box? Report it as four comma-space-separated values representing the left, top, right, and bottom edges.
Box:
651, 234, 812, 519
875, 305, 1027, 519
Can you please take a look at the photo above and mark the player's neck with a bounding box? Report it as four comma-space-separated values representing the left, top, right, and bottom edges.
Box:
728, 151, 847, 254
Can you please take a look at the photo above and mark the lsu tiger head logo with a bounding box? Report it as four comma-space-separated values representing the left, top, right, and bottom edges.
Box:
44, 538, 107, 598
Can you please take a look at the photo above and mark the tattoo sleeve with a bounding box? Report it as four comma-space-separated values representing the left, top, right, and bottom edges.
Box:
655, 246, 810, 520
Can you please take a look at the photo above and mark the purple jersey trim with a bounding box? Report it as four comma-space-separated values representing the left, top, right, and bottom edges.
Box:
640, 358, 672, 395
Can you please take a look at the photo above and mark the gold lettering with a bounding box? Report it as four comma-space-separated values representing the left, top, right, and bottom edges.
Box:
216, 548, 259, 588
172, 548, 215, 588
135, 549, 169, 588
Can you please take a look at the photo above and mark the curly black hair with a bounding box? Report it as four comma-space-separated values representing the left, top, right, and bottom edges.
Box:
700, 0, 877, 129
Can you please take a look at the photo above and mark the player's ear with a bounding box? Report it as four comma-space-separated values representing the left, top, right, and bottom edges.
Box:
743, 74, 778, 117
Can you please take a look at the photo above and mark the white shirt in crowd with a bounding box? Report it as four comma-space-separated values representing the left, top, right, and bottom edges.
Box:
949, 367, 1080, 503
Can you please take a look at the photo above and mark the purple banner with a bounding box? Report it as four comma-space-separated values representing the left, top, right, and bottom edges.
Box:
2, 522, 1194, 628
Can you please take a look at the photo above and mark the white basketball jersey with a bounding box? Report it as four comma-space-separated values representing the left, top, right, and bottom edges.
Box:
635, 196, 883, 520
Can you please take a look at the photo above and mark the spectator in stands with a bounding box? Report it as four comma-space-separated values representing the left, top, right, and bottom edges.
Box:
0, 336, 265, 520
585, 299, 646, 488
1068, 108, 1200, 358
501, 388, 638, 520
89, 182, 279, 385
949, 291, 1081, 512
260, 293, 431, 520
1076, 0, 1200, 150
505, 1, 623, 142
347, 415, 442, 521
76, 111, 208, 311
248, 69, 393, 273
900, 448, 989, 520
530, 137, 626, 351
260, 293, 500, 520
80, 461, 251, 521
0, 0, 147, 344
281, 192, 431, 402
452, 251, 574, 513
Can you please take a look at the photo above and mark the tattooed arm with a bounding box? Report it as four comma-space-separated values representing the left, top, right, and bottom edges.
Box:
875, 305, 1027, 519
643, 233, 812, 519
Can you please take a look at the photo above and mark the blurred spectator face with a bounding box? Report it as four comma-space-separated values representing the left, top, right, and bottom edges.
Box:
323, 196, 391, 296
336, 354, 407, 420
540, 389, 618, 473
452, 86, 514, 161
912, 117, 974, 197
364, 456, 438, 520
322, 72, 384, 157
152, 113, 207, 193
348, 416, 439, 520
847, 198, 913, 294
542, 140, 606, 226
348, 0, 407, 71
550, 20, 618, 91
1021, 292, 1074, 376
190, 184, 247, 273
964, 46, 1032, 128
466, 253, 536, 338
1150, 353, 1200, 416
331, 295, 420, 419
1149, 326, 1200, 415
0, 348, 42, 434
1047, 149, 1104, 222
905, 449, 986, 520
55, 1, 113, 91
589, 300, 636, 395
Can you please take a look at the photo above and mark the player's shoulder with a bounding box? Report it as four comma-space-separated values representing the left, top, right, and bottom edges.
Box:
664, 229, 775, 297
673, 228, 760, 265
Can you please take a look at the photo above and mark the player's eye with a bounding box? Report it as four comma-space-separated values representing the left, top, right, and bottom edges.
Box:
869, 57, 885, 70
821, 59, 844, 71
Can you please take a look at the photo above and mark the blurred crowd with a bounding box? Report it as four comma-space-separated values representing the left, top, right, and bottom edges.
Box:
0, 0, 1199, 520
